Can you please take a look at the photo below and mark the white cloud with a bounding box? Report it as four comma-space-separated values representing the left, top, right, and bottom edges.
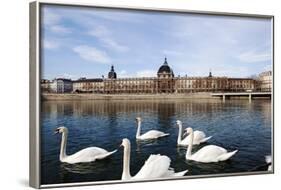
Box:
88, 25, 128, 52
263, 64, 272, 71
118, 70, 132, 78
174, 60, 253, 78
111, 69, 156, 78
102, 38, 129, 52
136, 70, 156, 77
43, 9, 72, 34
73, 45, 111, 64
50, 25, 72, 34
43, 40, 60, 49
210, 65, 250, 78
238, 50, 271, 63
88, 25, 110, 37
86, 11, 143, 23
57, 73, 77, 79
43, 11, 61, 26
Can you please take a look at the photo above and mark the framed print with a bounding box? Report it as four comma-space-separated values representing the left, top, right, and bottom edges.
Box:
29, 1, 274, 188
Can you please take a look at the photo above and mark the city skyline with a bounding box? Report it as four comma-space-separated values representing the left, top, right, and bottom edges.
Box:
42, 5, 273, 80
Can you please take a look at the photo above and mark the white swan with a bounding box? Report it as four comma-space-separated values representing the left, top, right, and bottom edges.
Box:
54, 126, 117, 164
120, 138, 188, 180
135, 117, 169, 140
176, 120, 212, 146
185, 127, 238, 163
265, 155, 272, 171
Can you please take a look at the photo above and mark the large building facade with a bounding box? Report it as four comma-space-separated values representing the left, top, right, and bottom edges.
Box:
256, 71, 272, 92
50, 78, 73, 93
42, 58, 271, 94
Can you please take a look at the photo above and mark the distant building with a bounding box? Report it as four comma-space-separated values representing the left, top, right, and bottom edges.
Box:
41, 79, 51, 93
257, 71, 272, 92
108, 65, 117, 79
101, 58, 256, 94
50, 78, 73, 93
41, 57, 267, 94
73, 78, 104, 93
227, 78, 256, 92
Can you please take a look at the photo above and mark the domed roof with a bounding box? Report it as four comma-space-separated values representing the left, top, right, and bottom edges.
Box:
157, 57, 174, 75
108, 65, 117, 79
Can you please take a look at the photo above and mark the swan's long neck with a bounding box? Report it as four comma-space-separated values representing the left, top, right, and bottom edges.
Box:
122, 142, 132, 180
136, 121, 141, 138
177, 123, 183, 144
60, 131, 68, 161
186, 129, 194, 158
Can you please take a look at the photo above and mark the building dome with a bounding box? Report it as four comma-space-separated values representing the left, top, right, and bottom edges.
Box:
157, 57, 174, 78
108, 65, 117, 79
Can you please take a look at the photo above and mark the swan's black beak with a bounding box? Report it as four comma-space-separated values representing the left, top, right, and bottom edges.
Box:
117, 140, 124, 149
118, 144, 123, 150
54, 128, 59, 134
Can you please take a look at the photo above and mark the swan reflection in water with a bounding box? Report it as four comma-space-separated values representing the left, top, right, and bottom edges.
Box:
135, 139, 161, 152
60, 156, 116, 174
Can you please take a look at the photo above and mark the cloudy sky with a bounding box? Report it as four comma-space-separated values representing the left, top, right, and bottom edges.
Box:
41, 5, 273, 80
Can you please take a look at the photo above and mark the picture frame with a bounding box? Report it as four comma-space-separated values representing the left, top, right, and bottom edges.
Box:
30, 1, 274, 188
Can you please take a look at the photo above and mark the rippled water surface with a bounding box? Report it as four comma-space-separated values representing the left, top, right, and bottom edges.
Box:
41, 99, 272, 185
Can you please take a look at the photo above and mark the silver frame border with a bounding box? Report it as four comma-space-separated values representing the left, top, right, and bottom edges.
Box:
29, 1, 274, 189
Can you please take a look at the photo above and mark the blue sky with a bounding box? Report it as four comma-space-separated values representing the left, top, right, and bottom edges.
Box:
41, 5, 273, 80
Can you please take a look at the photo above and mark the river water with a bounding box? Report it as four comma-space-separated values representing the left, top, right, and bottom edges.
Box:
40, 99, 272, 185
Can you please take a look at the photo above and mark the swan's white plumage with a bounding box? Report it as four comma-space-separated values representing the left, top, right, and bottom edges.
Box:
121, 138, 188, 180
55, 126, 116, 164
265, 155, 272, 171
176, 120, 212, 146
188, 145, 237, 163
135, 117, 169, 140
265, 155, 272, 164
181, 131, 212, 145
62, 147, 117, 164
133, 154, 171, 179
185, 127, 237, 163
137, 130, 169, 140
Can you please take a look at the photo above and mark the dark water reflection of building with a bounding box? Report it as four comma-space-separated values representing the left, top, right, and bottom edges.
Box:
41, 99, 271, 121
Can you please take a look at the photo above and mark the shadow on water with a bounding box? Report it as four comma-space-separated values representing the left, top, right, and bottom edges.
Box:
60, 157, 115, 174
41, 99, 272, 184
135, 138, 168, 152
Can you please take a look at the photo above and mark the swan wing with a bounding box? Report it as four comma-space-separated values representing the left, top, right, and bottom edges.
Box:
268, 165, 272, 171
95, 149, 117, 160
191, 145, 227, 163
181, 134, 191, 145
265, 155, 272, 171
181, 131, 206, 145
193, 131, 206, 141
133, 154, 171, 179
66, 147, 109, 163
265, 155, 272, 164
217, 150, 238, 161
139, 130, 169, 140
200, 136, 212, 143
172, 170, 188, 177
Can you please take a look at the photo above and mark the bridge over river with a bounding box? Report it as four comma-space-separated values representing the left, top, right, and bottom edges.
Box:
211, 92, 272, 102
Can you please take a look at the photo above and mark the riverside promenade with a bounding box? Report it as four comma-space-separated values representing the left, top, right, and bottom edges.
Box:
42, 92, 272, 101
42, 93, 215, 101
